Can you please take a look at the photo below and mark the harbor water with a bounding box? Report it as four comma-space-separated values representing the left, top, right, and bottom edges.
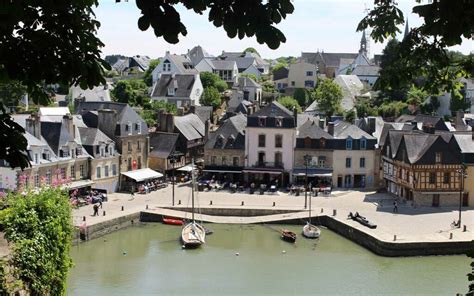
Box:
67, 223, 470, 295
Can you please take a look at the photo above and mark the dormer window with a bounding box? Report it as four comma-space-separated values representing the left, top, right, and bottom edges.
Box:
258, 117, 266, 127
275, 117, 283, 127
304, 137, 311, 149
227, 135, 235, 148
162, 60, 171, 71
360, 137, 367, 150
127, 121, 132, 135
136, 122, 142, 134
435, 152, 442, 163
346, 137, 353, 150
215, 135, 224, 148
167, 87, 175, 96
320, 138, 326, 149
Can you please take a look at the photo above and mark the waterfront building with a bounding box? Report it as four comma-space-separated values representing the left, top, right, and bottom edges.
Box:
243, 101, 296, 186
203, 113, 246, 182
453, 133, 473, 207
381, 129, 463, 206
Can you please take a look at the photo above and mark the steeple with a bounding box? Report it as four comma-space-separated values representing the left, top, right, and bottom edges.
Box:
404, 18, 409, 39
359, 30, 367, 55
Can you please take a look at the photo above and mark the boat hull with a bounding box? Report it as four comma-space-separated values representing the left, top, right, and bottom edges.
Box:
302, 223, 321, 239
181, 222, 206, 248
281, 229, 297, 243
163, 217, 184, 226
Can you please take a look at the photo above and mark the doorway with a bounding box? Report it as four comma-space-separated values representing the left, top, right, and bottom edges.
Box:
463, 193, 469, 207
432, 194, 440, 207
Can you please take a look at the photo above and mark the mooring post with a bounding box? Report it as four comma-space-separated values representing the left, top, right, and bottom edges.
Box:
450, 233, 453, 239
121, 206, 124, 211
463, 225, 467, 232
273, 202, 275, 207
103, 211, 106, 216
333, 209, 337, 216
146, 204, 149, 210
241, 201, 244, 206
393, 235, 397, 241
178, 200, 181, 205
321, 208, 323, 213
82, 216, 86, 222
210, 200, 213, 205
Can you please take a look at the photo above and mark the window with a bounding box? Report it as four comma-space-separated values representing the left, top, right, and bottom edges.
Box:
100, 148, 105, 157
346, 138, 353, 150
360, 137, 367, 150
275, 152, 283, 166
258, 152, 266, 165
34, 153, 39, 164
96, 167, 101, 179
360, 157, 366, 168
138, 156, 142, 169
60, 168, 66, 180
46, 170, 51, 185
304, 80, 314, 88
429, 172, 436, 184
127, 121, 132, 135
443, 172, 450, 184
105, 165, 109, 177
258, 117, 266, 127
71, 165, 76, 180
76, 147, 82, 156
34, 173, 40, 188
163, 61, 171, 71
137, 141, 141, 151
319, 156, 326, 167
96, 146, 100, 154
137, 122, 142, 134
291, 81, 295, 86
345, 158, 351, 168
233, 157, 239, 166
435, 152, 442, 163
258, 134, 266, 147
128, 142, 132, 152
109, 145, 114, 156
211, 156, 217, 165
304, 137, 311, 149
306, 71, 313, 76
275, 117, 283, 127
71, 149, 75, 158
320, 138, 326, 149
275, 134, 283, 148
222, 156, 227, 166
80, 165, 85, 178
112, 164, 117, 176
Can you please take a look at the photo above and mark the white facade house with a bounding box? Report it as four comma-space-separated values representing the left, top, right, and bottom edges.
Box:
151, 52, 198, 84
151, 74, 203, 107
287, 60, 319, 89
195, 59, 239, 84
242, 64, 262, 80
233, 77, 262, 105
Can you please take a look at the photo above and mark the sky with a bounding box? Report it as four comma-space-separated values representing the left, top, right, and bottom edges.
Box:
94, 0, 473, 60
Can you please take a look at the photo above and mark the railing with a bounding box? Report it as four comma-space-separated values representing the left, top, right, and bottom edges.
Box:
252, 161, 284, 169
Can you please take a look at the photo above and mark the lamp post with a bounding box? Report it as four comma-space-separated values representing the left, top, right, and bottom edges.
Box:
304, 154, 311, 209
170, 154, 177, 206
457, 166, 467, 228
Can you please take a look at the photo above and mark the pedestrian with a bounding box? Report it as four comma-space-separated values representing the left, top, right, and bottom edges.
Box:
393, 201, 398, 213
93, 204, 99, 216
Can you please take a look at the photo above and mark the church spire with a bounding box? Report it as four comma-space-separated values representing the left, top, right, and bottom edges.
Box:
404, 18, 409, 39
359, 30, 367, 55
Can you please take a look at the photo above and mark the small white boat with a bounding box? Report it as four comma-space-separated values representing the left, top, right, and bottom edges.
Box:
302, 222, 321, 239
181, 222, 206, 248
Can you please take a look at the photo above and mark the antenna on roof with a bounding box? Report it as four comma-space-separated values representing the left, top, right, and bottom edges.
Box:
363, 3, 372, 59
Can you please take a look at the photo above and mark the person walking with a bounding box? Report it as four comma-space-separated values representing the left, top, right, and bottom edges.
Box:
93, 204, 99, 216
393, 201, 398, 213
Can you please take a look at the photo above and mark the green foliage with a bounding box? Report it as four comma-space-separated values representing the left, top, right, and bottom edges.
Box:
343, 109, 357, 124
0, 103, 29, 169
104, 70, 120, 78
261, 80, 277, 93
312, 79, 343, 117
105, 54, 127, 66
143, 59, 160, 87
277, 96, 301, 113
355, 97, 378, 117
239, 73, 259, 82
450, 87, 470, 114
200, 87, 222, 108
111, 79, 150, 107
406, 85, 428, 106
135, 0, 294, 49
2, 187, 73, 295
467, 250, 474, 295
378, 101, 408, 119
293, 88, 309, 107
0, 82, 27, 107
272, 62, 287, 73
243, 47, 260, 56
140, 100, 177, 126
200, 72, 228, 92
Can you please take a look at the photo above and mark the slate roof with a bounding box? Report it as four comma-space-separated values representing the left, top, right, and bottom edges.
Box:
250, 101, 293, 118
301, 52, 358, 67
165, 54, 198, 74
454, 134, 474, 153
352, 65, 380, 76
151, 74, 197, 98
331, 121, 374, 139
193, 106, 213, 125
273, 67, 289, 81
174, 114, 205, 141
297, 114, 320, 127
149, 132, 179, 158
234, 77, 261, 89
78, 127, 113, 146
414, 114, 443, 126
298, 119, 333, 139
70, 84, 111, 102
209, 59, 237, 70
227, 95, 253, 114
205, 113, 246, 150
40, 121, 74, 154
355, 116, 385, 141
219, 51, 268, 70
188, 45, 213, 66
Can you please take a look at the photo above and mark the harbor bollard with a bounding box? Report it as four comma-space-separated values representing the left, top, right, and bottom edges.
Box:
463, 225, 467, 232
450, 233, 453, 239
333, 209, 337, 216
83, 216, 86, 222
273, 202, 275, 207
103, 211, 106, 216
121, 206, 124, 211
178, 200, 181, 205
241, 201, 244, 206
393, 235, 397, 241
146, 204, 149, 209
210, 200, 213, 205
321, 208, 323, 213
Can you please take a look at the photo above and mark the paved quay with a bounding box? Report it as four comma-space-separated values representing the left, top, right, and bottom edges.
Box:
73, 183, 474, 244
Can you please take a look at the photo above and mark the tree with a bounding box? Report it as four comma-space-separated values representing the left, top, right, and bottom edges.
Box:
272, 62, 287, 73
293, 88, 309, 107
200, 87, 222, 108
406, 85, 429, 107
111, 79, 150, 107
344, 109, 357, 124
143, 59, 160, 86
239, 73, 259, 82
313, 79, 343, 117
378, 101, 408, 119
277, 96, 301, 113
200, 72, 228, 92
355, 97, 378, 117
0, 82, 27, 107
243, 47, 260, 57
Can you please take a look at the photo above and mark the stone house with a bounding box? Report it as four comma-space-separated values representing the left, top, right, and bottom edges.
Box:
233, 76, 262, 105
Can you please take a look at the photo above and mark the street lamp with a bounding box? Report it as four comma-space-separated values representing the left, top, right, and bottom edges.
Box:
170, 154, 178, 206
304, 154, 311, 209
456, 166, 467, 228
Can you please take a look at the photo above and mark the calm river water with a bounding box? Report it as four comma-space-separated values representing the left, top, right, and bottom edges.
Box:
67, 223, 470, 295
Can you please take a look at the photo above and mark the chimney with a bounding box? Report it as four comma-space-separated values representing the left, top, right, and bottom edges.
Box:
166, 113, 174, 133
293, 107, 298, 127
422, 124, 435, 134
205, 119, 210, 141
97, 109, 117, 139
190, 105, 196, 114
328, 122, 335, 136
456, 110, 465, 128
166, 50, 170, 55
319, 118, 325, 129
368, 117, 376, 135
177, 107, 185, 116
25, 113, 41, 139
62, 115, 75, 139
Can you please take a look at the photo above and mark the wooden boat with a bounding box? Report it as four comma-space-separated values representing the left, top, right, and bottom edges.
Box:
348, 212, 377, 229
163, 217, 184, 226
302, 181, 321, 239
180, 159, 206, 248
281, 229, 296, 243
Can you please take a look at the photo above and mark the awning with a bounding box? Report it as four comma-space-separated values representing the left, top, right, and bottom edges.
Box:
203, 169, 243, 174
242, 169, 282, 175
62, 180, 95, 190
203, 166, 243, 174
292, 168, 333, 177
177, 164, 197, 172
121, 168, 164, 182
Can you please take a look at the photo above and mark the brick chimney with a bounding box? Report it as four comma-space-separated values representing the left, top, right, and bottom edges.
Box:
166, 113, 174, 133
62, 114, 75, 139
328, 122, 335, 136
25, 113, 41, 139
97, 109, 117, 139
293, 107, 298, 127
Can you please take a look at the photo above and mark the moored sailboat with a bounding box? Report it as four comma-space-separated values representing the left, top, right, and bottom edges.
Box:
302, 187, 321, 239
181, 159, 206, 248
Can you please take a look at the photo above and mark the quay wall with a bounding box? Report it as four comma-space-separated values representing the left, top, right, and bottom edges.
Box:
160, 207, 299, 217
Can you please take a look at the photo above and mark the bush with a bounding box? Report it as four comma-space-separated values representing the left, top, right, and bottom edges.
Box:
200, 87, 222, 108
277, 96, 301, 113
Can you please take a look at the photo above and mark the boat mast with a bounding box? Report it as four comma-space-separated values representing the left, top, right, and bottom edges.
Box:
309, 190, 311, 224
191, 158, 195, 222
